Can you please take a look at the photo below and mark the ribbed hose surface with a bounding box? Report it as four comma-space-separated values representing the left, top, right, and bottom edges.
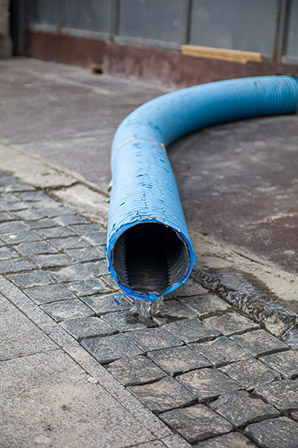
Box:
107, 76, 298, 301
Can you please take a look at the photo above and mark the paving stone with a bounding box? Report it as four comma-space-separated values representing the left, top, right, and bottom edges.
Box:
255, 380, 298, 412
0, 246, 19, 259
184, 294, 230, 318
0, 258, 35, 273
210, 390, 279, 427
155, 299, 197, 319
2, 230, 42, 244
51, 261, 107, 282
177, 368, 240, 401
160, 404, 233, 444
81, 293, 131, 314
0, 192, 19, 202
61, 316, 116, 341
41, 299, 93, 322
54, 214, 86, 226
82, 231, 107, 246
0, 211, 13, 222
129, 328, 183, 352
81, 333, 143, 363
24, 283, 76, 305
107, 355, 167, 386
147, 345, 211, 376
16, 191, 46, 201
129, 376, 196, 413
30, 253, 73, 268
260, 350, 298, 379
25, 218, 58, 229
15, 240, 57, 256
219, 357, 280, 390
191, 336, 250, 367
35, 226, 76, 239
70, 223, 104, 234
245, 417, 298, 448
205, 312, 259, 336
170, 278, 208, 297
164, 317, 221, 343
101, 310, 148, 332
292, 411, 298, 421
8, 271, 54, 288
50, 236, 90, 250
13, 208, 49, 221
0, 220, 28, 234
67, 278, 108, 296
231, 330, 289, 358
65, 247, 105, 262
101, 274, 120, 291
0, 200, 28, 211
195, 432, 257, 448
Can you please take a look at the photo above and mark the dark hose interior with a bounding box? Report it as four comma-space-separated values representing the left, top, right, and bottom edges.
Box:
111, 223, 190, 296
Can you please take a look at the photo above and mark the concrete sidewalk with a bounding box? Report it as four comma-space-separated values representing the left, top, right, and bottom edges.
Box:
0, 58, 298, 448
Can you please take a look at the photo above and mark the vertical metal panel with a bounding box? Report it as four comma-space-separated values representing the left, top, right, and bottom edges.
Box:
30, 0, 60, 26
189, 0, 277, 58
117, 0, 187, 46
283, 0, 298, 62
63, 0, 112, 33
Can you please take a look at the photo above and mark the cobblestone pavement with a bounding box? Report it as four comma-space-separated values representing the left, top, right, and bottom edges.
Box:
0, 170, 298, 448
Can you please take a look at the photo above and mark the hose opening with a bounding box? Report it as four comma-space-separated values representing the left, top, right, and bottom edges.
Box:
111, 223, 190, 296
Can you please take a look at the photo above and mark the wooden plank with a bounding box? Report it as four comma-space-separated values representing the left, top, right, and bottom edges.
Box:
181, 45, 264, 63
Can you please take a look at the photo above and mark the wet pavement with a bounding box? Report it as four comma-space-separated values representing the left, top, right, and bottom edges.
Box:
0, 58, 297, 277
0, 170, 297, 447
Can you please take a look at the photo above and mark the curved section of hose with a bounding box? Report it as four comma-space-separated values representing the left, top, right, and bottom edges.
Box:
107, 76, 298, 301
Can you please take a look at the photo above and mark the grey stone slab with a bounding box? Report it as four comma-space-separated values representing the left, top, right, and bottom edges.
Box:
82, 231, 107, 246
107, 355, 167, 386
219, 357, 280, 390
260, 350, 298, 379
155, 299, 198, 319
292, 411, 298, 422
65, 247, 105, 262
15, 191, 47, 201
164, 317, 221, 343
0, 258, 35, 273
2, 229, 42, 244
50, 236, 90, 250
245, 417, 298, 448
101, 274, 121, 291
8, 271, 54, 288
25, 218, 60, 229
148, 345, 211, 376
24, 283, 76, 305
54, 214, 87, 226
0, 211, 14, 222
160, 404, 233, 444
231, 330, 289, 358
0, 350, 156, 448
255, 380, 298, 412
61, 316, 116, 341
184, 294, 230, 318
191, 336, 251, 367
177, 368, 240, 401
51, 261, 107, 282
171, 278, 208, 297
129, 376, 196, 413
0, 220, 28, 234
81, 333, 143, 363
67, 278, 108, 296
15, 240, 58, 256
35, 226, 76, 239
30, 253, 73, 268
13, 208, 49, 221
205, 312, 259, 336
195, 432, 257, 448
210, 390, 279, 428
0, 200, 28, 211
129, 328, 183, 352
101, 310, 148, 332
0, 246, 19, 259
82, 293, 131, 314
0, 293, 55, 361
41, 299, 93, 322
70, 223, 105, 234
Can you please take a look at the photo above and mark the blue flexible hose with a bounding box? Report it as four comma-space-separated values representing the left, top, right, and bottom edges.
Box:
107, 76, 298, 302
